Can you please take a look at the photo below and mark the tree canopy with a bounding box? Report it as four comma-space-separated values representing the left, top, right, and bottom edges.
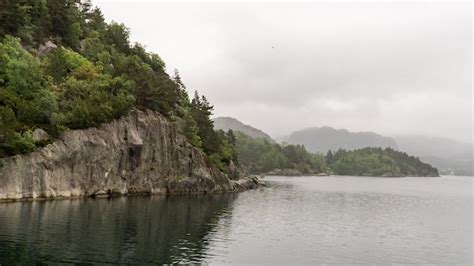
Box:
327, 147, 439, 177
0, 0, 236, 174
234, 132, 327, 174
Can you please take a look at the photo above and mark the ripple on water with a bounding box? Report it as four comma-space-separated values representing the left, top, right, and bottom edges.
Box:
0, 176, 472, 264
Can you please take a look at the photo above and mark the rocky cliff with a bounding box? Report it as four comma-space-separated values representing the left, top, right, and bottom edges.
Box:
0, 110, 261, 201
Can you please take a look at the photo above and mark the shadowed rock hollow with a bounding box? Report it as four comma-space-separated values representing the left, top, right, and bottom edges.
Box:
0, 110, 261, 201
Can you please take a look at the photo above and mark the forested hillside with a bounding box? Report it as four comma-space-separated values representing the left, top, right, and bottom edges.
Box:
284, 126, 398, 153
234, 131, 439, 177
0, 0, 235, 173
234, 132, 326, 175
213, 117, 274, 142
394, 135, 473, 176
327, 147, 439, 177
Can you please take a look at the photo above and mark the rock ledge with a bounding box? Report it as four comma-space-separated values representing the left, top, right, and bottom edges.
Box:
0, 110, 262, 201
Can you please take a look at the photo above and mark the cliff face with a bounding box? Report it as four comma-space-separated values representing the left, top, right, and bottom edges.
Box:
0, 110, 260, 201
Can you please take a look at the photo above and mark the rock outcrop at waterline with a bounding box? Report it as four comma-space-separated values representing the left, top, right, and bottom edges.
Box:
0, 110, 262, 201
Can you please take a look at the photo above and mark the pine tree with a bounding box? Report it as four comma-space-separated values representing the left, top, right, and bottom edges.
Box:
326, 150, 334, 165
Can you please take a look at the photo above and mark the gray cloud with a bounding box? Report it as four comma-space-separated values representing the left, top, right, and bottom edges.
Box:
95, 1, 472, 142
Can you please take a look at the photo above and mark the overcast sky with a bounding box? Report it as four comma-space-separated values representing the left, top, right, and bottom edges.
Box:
95, 1, 472, 143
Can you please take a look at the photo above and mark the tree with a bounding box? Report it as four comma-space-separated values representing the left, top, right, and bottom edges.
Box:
105, 22, 131, 54
46, 0, 84, 49
0, 36, 59, 125
328, 147, 439, 177
0, 0, 239, 174
326, 150, 334, 165
191, 91, 218, 154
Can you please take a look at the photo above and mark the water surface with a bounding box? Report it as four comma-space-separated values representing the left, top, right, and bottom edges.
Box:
0, 176, 472, 264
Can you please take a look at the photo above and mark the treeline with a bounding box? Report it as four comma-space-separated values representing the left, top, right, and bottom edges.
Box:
326, 147, 439, 177
0, 0, 235, 174
234, 132, 326, 174
233, 132, 439, 177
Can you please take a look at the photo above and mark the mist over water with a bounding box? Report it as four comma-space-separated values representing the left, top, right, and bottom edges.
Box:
0, 176, 472, 264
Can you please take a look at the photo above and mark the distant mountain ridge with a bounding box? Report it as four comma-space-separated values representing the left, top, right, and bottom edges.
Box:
213, 117, 274, 142
393, 135, 472, 159
213, 117, 472, 176
393, 135, 473, 176
284, 126, 398, 154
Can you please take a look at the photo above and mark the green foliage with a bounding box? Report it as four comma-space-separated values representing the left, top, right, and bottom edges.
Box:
171, 75, 203, 148
0, 1, 237, 175
58, 75, 135, 129
0, 35, 58, 135
104, 22, 131, 54
0, 128, 36, 155
9, 130, 36, 154
190, 91, 219, 154
187, 90, 238, 173
234, 132, 326, 174
327, 147, 439, 177
46, 0, 84, 49
325, 150, 334, 164
0, 111, 13, 158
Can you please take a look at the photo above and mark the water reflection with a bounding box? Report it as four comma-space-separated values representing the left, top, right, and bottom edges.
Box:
0, 194, 237, 264
0, 176, 472, 264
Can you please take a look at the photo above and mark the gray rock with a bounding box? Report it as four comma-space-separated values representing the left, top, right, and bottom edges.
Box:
0, 110, 262, 201
265, 168, 303, 176
32, 128, 50, 142
38, 40, 57, 55
227, 160, 240, 180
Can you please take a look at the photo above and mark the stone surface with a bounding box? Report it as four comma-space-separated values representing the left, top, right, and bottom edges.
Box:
32, 128, 50, 142
265, 168, 304, 176
227, 160, 240, 180
0, 110, 261, 201
38, 40, 57, 55
316, 172, 329, 176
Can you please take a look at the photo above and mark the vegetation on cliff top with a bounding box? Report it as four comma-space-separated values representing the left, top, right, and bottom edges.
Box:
0, 0, 235, 174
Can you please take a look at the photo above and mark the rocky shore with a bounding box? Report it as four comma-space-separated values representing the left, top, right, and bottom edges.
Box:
0, 110, 263, 201
264, 168, 329, 176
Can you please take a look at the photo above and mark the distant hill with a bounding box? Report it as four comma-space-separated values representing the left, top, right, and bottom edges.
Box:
213, 117, 274, 142
393, 135, 473, 176
284, 126, 398, 154
328, 147, 439, 177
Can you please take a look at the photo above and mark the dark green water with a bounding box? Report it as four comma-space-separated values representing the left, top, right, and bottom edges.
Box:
0, 176, 473, 264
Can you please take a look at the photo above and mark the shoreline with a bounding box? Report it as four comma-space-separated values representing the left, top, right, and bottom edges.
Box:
0, 176, 264, 203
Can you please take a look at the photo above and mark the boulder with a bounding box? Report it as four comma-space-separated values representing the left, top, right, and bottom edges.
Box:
32, 128, 50, 142
38, 40, 57, 55
227, 160, 240, 180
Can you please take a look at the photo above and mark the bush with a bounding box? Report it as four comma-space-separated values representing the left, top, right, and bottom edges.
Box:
9, 131, 36, 154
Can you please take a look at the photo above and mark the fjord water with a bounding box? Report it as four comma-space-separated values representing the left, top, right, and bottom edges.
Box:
0, 176, 472, 264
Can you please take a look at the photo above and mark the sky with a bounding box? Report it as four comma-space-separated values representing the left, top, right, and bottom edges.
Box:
95, 1, 472, 143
